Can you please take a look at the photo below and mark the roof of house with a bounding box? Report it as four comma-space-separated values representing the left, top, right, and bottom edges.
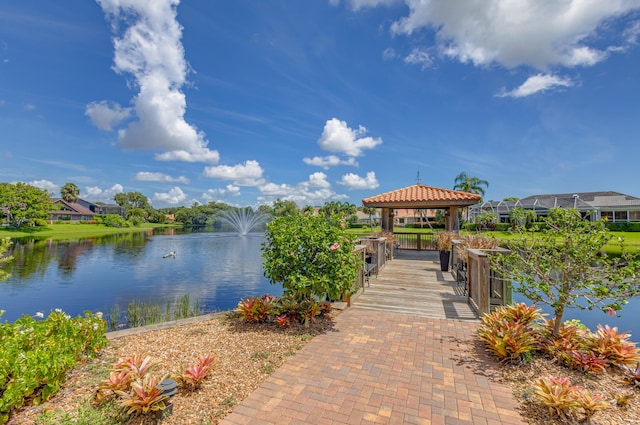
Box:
51, 198, 95, 216
363, 184, 481, 208
472, 191, 640, 214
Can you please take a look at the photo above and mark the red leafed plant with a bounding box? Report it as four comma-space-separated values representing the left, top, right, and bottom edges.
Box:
236, 294, 276, 323
182, 354, 216, 389
116, 375, 169, 415
114, 353, 157, 379
533, 375, 581, 417
574, 389, 609, 420
99, 369, 132, 392
587, 325, 640, 366
274, 313, 292, 328
566, 350, 609, 374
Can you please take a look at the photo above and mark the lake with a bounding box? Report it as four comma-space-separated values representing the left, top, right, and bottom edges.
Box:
512, 290, 640, 338
0, 229, 282, 324
2, 229, 639, 340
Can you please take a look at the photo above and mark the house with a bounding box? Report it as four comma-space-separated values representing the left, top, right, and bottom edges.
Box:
50, 198, 125, 222
393, 208, 438, 228
355, 210, 380, 226
469, 191, 640, 223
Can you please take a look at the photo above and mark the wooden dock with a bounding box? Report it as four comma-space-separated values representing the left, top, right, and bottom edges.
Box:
351, 250, 479, 320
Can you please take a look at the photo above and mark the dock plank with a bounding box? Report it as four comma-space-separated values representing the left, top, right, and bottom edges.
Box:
353, 250, 478, 320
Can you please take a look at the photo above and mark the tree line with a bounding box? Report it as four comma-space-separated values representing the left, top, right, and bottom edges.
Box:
0, 181, 361, 229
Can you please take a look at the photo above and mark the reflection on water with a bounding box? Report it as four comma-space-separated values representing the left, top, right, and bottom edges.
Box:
0, 229, 281, 323
512, 290, 640, 339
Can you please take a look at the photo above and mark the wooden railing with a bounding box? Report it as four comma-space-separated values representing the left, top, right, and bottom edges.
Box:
393, 232, 437, 251
465, 248, 512, 316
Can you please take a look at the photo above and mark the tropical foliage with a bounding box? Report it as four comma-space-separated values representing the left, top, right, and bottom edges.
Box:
60, 183, 80, 203
453, 172, 489, 198
0, 182, 54, 229
490, 207, 640, 336
262, 210, 361, 301
0, 310, 107, 424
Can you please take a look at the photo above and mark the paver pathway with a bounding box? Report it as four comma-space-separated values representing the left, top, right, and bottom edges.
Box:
221, 308, 526, 425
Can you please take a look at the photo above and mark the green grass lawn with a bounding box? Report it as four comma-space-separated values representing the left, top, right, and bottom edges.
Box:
475, 230, 640, 256
346, 226, 640, 257
0, 223, 178, 241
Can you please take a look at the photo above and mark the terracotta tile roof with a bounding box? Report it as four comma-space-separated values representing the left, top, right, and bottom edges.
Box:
362, 184, 481, 207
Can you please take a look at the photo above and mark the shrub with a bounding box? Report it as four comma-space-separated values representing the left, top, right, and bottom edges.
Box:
491, 208, 640, 337
236, 295, 277, 323
587, 325, 640, 366
462, 222, 477, 231
533, 375, 581, 417
533, 375, 609, 420
493, 222, 510, 231
115, 375, 169, 416
262, 210, 361, 301
606, 222, 640, 232
0, 310, 106, 424
477, 304, 543, 363
181, 354, 215, 389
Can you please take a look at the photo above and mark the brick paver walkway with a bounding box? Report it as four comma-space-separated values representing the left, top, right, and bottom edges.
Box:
221, 309, 526, 425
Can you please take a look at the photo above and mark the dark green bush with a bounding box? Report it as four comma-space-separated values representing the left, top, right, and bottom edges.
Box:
605, 222, 640, 232
462, 222, 477, 231
493, 223, 510, 231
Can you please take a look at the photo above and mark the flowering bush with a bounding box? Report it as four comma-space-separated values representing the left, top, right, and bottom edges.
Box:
262, 210, 361, 301
0, 310, 107, 424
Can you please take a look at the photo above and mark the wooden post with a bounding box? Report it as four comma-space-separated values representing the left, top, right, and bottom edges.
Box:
381, 208, 392, 232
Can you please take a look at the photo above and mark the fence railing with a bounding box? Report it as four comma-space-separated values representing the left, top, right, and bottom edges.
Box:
393, 232, 437, 251
465, 248, 512, 316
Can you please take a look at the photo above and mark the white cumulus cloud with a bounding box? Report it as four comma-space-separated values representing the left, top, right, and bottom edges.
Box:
357, 0, 640, 71
202, 160, 265, 186
27, 179, 58, 194
304, 172, 332, 189
134, 171, 190, 184
153, 186, 187, 205
84, 184, 124, 203
93, 0, 219, 164
202, 184, 241, 202
338, 171, 379, 190
317, 118, 382, 157
85, 100, 132, 131
257, 173, 348, 206
497, 74, 574, 98
303, 155, 358, 169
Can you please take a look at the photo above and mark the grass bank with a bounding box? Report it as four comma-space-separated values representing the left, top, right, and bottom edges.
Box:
346, 226, 640, 256
0, 222, 180, 241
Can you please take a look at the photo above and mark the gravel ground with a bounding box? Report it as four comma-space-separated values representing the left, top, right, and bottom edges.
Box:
8, 312, 336, 425
7, 310, 639, 425
501, 356, 640, 424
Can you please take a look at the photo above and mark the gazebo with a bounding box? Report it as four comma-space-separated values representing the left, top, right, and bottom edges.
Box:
362, 184, 482, 232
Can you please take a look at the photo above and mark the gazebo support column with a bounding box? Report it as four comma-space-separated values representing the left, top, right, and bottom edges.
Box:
446, 206, 460, 231
381, 208, 392, 232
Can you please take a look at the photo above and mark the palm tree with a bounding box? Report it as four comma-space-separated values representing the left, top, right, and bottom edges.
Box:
361, 206, 377, 228
60, 182, 80, 203
453, 172, 489, 198
453, 172, 489, 224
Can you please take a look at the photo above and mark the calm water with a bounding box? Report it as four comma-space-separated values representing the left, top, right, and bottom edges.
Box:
0, 229, 282, 323
512, 291, 640, 338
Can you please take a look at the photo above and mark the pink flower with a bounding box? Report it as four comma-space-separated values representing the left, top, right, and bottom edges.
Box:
330, 243, 340, 251
607, 307, 617, 317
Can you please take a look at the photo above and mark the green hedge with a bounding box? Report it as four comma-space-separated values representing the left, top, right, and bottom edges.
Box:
605, 222, 640, 232
0, 311, 106, 423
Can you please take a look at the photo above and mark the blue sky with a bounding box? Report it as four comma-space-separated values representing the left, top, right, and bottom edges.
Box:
1, 1, 639, 209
